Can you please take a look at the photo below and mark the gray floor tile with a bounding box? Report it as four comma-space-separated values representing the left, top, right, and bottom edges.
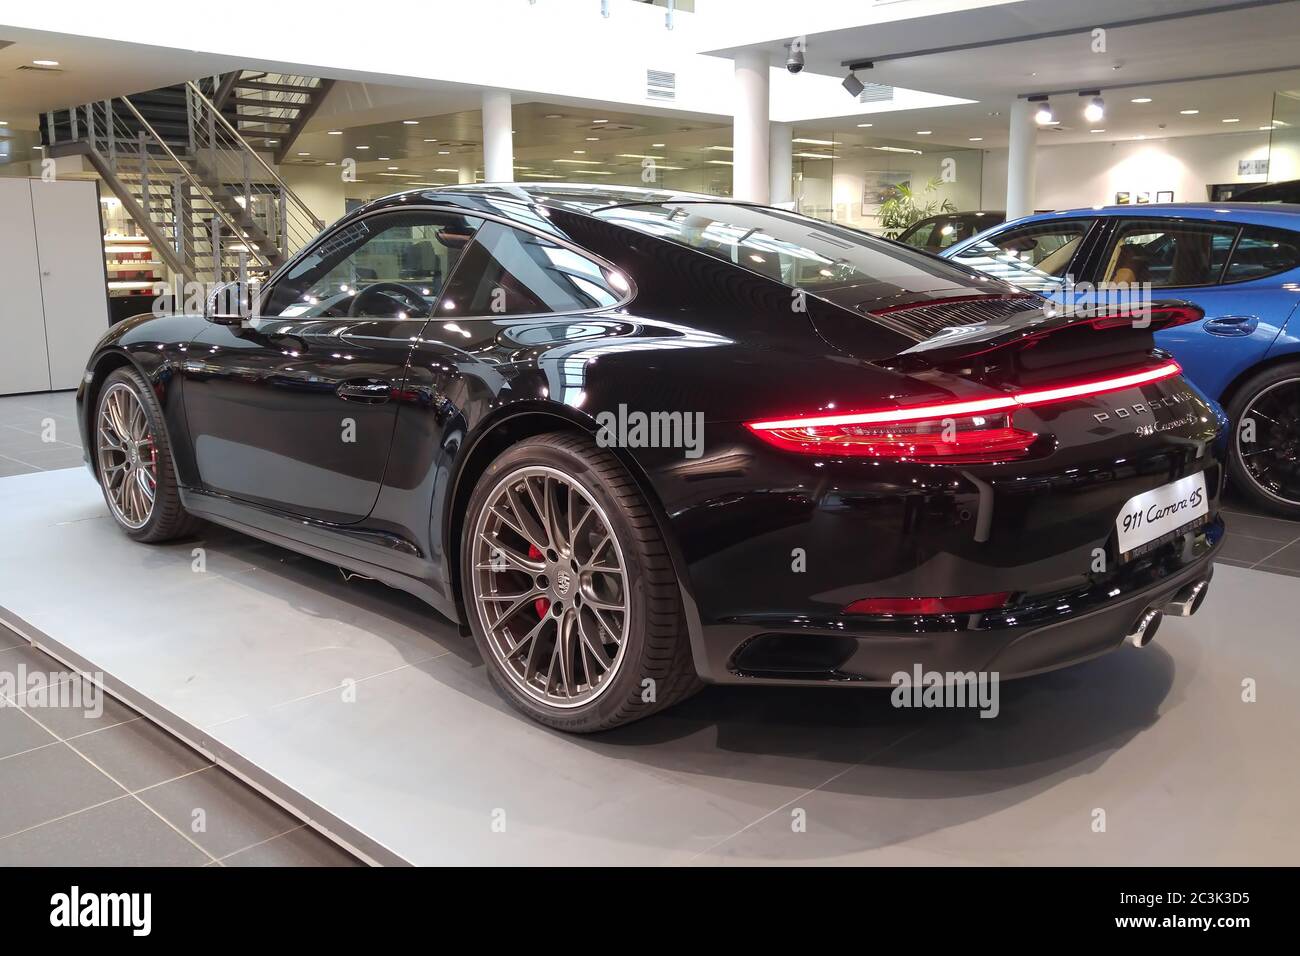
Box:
0, 643, 78, 694
1216, 532, 1290, 565
136, 766, 302, 859
0, 796, 210, 866
66, 719, 212, 793
1254, 562, 1300, 579
0, 743, 126, 838
1255, 539, 1300, 571
0, 704, 56, 760
20, 689, 140, 742
1221, 509, 1300, 542
221, 825, 362, 867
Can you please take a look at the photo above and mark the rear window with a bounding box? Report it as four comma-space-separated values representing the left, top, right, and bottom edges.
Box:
1224, 225, 1300, 282
592, 201, 993, 304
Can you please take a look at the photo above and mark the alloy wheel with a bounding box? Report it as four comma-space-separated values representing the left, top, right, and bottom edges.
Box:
96, 382, 158, 530
1237, 377, 1300, 508
471, 465, 630, 708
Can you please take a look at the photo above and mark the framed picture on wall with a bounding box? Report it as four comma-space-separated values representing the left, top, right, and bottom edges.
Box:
1116, 191, 1131, 204
861, 171, 911, 214
1136, 192, 1151, 204
1156, 190, 1174, 202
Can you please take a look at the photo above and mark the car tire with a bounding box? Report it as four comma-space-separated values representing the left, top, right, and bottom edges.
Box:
461, 432, 701, 732
1226, 362, 1300, 520
93, 366, 203, 543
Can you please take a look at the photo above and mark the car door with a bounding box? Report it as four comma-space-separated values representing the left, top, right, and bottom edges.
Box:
1091, 218, 1291, 401
183, 207, 482, 523
945, 217, 1100, 300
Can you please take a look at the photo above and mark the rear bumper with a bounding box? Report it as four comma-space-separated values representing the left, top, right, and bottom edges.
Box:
697, 517, 1221, 686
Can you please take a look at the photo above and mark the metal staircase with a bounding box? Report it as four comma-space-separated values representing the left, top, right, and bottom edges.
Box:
213, 71, 335, 165
42, 78, 326, 288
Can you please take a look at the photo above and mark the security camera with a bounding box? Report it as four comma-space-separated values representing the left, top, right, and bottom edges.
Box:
786, 49, 805, 74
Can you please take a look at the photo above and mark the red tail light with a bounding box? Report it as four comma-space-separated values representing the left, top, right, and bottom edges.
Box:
745, 360, 1181, 462
844, 593, 1011, 615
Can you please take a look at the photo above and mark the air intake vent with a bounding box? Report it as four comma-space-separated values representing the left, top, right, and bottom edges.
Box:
857, 83, 894, 104
647, 69, 676, 100
867, 295, 1043, 340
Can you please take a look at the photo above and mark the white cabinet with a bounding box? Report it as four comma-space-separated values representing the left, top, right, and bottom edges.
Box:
0, 178, 110, 396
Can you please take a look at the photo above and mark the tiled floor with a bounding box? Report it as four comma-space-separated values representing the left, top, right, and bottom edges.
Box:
0, 391, 85, 477
0, 631, 359, 866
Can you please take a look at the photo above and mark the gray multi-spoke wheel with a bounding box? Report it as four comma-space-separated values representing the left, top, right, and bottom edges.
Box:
472, 465, 630, 707
93, 367, 201, 542
97, 382, 157, 530
461, 433, 701, 732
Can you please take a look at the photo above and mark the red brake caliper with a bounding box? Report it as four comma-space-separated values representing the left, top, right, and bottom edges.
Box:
528, 544, 551, 618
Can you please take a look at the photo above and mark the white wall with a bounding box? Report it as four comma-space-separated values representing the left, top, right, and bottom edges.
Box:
981, 130, 1274, 213
279, 165, 348, 229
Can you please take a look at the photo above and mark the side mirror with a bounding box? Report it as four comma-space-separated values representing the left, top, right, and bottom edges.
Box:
205, 281, 257, 326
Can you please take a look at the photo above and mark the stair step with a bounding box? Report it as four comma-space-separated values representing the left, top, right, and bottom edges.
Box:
237, 79, 320, 94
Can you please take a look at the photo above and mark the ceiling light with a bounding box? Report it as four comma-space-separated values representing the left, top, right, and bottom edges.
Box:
1131, 97, 1152, 104
327, 130, 342, 136
437, 150, 450, 154
792, 138, 840, 146
1090, 128, 1106, 133
1223, 118, 1240, 123
707, 159, 734, 165
544, 114, 563, 119
1033, 101, 1055, 125
1260, 126, 1275, 131
297, 151, 310, 156
553, 158, 603, 164
1084, 95, 1105, 123
794, 152, 835, 159
0, 121, 8, 126
1180, 109, 1199, 115
843, 71, 865, 98
617, 154, 665, 159
916, 130, 933, 135
32, 59, 59, 67
969, 137, 983, 142
388, 166, 399, 170
871, 145, 923, 155
573, 150, 585, 154
356, 145, 370, 149
378, 156, 390, 160
592, 119, 608, 124
857, 123, 873, 128
403, 120, 419, 125
586, 137, 599, 141
705, 145, 733, 151
652, 142, 665, 147
434, 168, 458, 173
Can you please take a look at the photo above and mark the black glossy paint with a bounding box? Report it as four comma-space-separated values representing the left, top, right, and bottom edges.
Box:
77, 184, 1227, 687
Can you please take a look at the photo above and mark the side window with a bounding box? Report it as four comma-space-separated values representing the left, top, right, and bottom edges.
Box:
1224, 225, 1300, 282
949, 220, 1094, 292
1100, 220, 1238, 289
262, 210, 482, 318
436, 222, 624, 317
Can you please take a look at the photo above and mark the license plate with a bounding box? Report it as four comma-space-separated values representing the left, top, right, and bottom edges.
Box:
1115, 472, 1209, 559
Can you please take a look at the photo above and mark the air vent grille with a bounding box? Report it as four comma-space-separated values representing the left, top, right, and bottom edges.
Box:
857, 83, 894, 104
647, 69, 676, 100
868, 295, 1042, 339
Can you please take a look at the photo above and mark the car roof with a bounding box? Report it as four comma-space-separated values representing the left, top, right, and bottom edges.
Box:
995, 202, 1300, 232
350, 182, 738, 219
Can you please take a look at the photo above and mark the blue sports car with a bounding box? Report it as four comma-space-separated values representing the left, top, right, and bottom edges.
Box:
943, 203, 1300, 518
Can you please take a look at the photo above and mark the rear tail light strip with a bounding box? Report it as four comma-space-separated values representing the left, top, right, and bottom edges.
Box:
745, 360, 1181, 461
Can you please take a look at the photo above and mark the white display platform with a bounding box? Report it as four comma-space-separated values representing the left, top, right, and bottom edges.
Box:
2, 468, 1299, 865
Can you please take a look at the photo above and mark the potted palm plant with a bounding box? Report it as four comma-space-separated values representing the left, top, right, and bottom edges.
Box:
877, 178, 957, 239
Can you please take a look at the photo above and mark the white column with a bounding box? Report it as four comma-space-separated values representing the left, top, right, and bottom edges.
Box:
481, 89, 513, 183
769, 121, 793, 206
458, 159, 476, 184
732, 50, 770, 203
1006, 98, 1038, 220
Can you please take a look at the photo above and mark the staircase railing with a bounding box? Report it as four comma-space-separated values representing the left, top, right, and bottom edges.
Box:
185, 79, 325, 259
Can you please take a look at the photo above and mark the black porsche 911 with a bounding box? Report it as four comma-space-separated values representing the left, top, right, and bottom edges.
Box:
77, 183, 1226, 732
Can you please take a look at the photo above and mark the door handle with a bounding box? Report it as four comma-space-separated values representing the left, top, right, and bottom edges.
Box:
1203, 314, 1259, 336
336, 379, 394, 404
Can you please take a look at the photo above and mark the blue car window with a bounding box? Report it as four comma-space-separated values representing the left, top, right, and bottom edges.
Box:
1224, 225, 1300, 283
1100, 220, 1237, 289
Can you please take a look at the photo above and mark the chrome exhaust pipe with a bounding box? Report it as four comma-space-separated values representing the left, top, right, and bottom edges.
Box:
1165, 580, 1210, 618
1127, 608, 1163, 648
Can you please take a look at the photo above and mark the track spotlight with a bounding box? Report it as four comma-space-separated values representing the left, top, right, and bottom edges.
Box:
1034, 99, 1056, 125
843, 71, 865, 98
1083, 93, 1105, 123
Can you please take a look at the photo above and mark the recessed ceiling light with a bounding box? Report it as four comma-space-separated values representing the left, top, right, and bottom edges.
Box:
652, 143, 665, 147
706, 159, 734, 165
916, 130, 932, 135
969, 137, 983, 141
423, 138, 438, 143
1180, 109, 1199, 115
1223, 118, 1241, 123
32, 59, 59, 67
325, 162, 337, 166
586, 137, 599, 141
1131, 97, 1152, 104
0, 121, 7, 126
1260, 126, 1275, 131
544, 114, 563, 119
356, 145, 370, 149
573, 149, 585, 154
1090, 128, 1106, 133
297, 151, 310, 156
388, 166, 398, 170
857, 123, 873, 128
379, 156, 390, 161
793, 137, 840, 146
327, 130, 342, 135
438, 150, 450, 154
592, 119, 608, 124
403, 120, 419, 125
266, 139, 277, 144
